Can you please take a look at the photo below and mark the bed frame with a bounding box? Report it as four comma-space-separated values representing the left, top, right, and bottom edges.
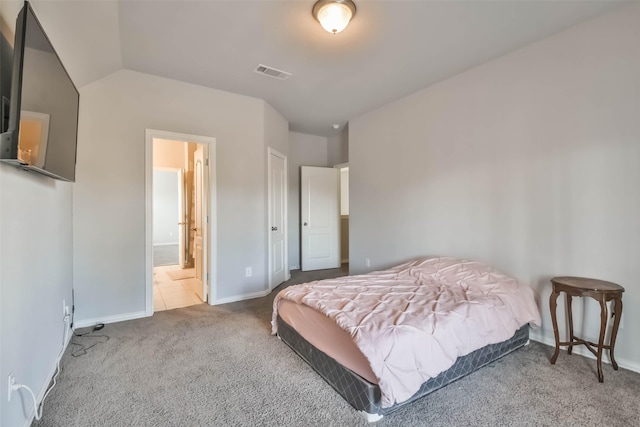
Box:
277, 315, 529, 421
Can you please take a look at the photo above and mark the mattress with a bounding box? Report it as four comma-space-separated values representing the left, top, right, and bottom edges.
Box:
272, 256, 541, 409
277, 313, 530, 418
278, 299, 377, 384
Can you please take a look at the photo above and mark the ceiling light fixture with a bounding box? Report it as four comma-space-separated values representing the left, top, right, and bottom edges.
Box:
312, 0, 356, 35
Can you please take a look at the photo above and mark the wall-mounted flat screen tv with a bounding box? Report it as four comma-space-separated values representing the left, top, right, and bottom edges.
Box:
0, 1, 79, 182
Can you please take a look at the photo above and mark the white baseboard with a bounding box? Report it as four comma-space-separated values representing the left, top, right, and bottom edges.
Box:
74, 310, 148, 329
529, 330, 640, 374
213, 290, 270, 305
290, 265, 300, 271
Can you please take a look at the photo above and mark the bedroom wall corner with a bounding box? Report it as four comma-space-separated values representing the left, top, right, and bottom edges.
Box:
73, 69, 270, 321
264, 102, 289, 156
327, 125, 349, 166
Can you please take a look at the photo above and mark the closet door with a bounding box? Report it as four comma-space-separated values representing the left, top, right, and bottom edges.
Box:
301, 166, 340, 271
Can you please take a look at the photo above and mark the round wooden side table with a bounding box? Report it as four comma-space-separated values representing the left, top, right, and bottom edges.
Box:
549, 276, 624, 382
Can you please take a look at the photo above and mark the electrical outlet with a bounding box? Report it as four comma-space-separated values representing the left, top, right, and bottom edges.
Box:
7, 373, 15, 402
63, 300, 70, 318
365, 258, 370, 267
245, 267, 252, 277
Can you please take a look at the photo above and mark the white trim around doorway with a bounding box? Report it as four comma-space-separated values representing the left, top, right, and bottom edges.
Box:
145, 129, 217, 316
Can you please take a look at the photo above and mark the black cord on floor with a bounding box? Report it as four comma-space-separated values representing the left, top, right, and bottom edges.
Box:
71, 324, 109, 357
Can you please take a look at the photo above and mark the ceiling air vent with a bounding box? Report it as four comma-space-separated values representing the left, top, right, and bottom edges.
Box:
254, 64, 292, 80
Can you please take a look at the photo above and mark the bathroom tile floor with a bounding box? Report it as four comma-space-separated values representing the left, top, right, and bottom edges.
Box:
153, 265, 203, 312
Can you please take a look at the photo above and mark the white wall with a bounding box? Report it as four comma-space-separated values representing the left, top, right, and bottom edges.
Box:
74, 69, 272, 323
350, 4, 640, 371
287, 132, 329, 269
0, 168, 74, 427
152, 170, 179, 245
1, 2, 74, 426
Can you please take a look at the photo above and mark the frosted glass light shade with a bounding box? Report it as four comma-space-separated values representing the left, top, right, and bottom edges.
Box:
313, 0, 356, 34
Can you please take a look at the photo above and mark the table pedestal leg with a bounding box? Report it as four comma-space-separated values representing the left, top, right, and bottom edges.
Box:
597, 298, 608, 383
610, 298, 623, 371
550, 289, 561, 364
566, 294, 574, 355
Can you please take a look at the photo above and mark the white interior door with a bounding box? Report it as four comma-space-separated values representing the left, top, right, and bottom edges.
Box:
301, 166, 340, 271
193, 145, 208, 302
177, 169, 186, 268
269, 149, 287, 289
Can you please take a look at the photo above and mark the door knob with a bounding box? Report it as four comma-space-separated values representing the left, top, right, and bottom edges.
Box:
271, 226, 278, 231
303, 222, 308, 226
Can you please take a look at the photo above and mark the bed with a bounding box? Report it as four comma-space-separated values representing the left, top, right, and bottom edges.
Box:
271, 256, 541, 421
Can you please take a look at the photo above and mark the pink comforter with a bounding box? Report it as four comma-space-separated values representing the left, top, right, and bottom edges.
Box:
272, 257, 541, 408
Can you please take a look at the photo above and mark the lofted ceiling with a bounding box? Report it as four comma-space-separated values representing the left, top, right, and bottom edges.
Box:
29, 0, 627, 136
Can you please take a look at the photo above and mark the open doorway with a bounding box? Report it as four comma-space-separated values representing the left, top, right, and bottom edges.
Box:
152, 140, 202, 311
145, 130, 216, 315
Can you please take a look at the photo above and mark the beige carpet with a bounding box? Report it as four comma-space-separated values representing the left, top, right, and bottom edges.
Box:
33, 265, 640, 426
166, 268, 195, 281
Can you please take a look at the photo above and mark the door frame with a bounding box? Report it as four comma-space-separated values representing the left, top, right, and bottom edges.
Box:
193, 144, 209, 302
145, 129, 217, 316
267, 147, 289, 291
